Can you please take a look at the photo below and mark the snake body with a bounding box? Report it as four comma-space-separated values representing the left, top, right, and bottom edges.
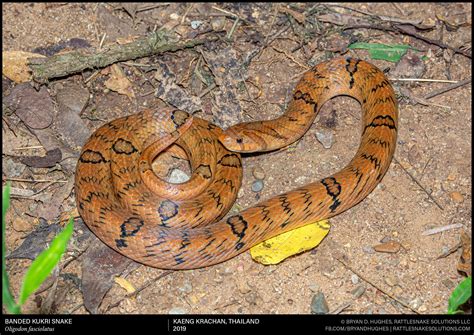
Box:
75, 57, 398, 269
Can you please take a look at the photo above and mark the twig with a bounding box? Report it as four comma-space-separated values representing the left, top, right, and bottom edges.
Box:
322, 3, 423, 26
270, 46, 310, 70
394, 24, 471, 59
436, 242, 462, 259
198, 82, 217, 98
243, 24, 291, 68
99, 33, 107, 49
422, 223, 464, 236
180, 3, 194, 24
331, 301, 352, 314
335, 257, 420, 314
390, 78, 459, 83
393, 157, 444, 210
423, 78, 471, 99
227, 17, 240, 40
211, 5, 249, 24
105, 270, 173, 312
29, 31, 211, 83
15, 146, 44, 150
391, 3, 407, 16
66, 303, 85, 315
5, 178, 68, 183
136, 4, 170, 13
393, 157, 444, 211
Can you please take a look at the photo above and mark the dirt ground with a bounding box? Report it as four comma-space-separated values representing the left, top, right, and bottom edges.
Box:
2, 3, 471, 315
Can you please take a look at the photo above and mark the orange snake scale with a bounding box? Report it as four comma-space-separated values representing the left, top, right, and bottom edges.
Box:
75, 57, 398, 269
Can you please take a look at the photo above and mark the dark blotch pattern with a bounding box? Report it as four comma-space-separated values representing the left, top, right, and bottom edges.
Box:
112, 138, 138, 155
120, 217, 144, 238
158, 200, 179, 225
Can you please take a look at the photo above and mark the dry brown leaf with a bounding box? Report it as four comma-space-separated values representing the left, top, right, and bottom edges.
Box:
278, 5, 306, 24
457, 231, 471, 276
2, 51, 45, 83
104, 64, 135, 100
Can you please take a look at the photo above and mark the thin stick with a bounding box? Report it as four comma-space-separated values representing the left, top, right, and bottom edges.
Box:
336, 257, 420, 314
331, 301, 352, 314
198, 82, 217, 98
29, 31, 210, 83
99, 33, 107, 49
394, 24, 471, 59
227, 17, 240, 40
181, 3, 194, 24
393, 157, 444, 210
136, 4, 170, 13
105, 270, 173, 312
423, 78, 471, 99
422, 223, 464, 236
14, 146, 44, 150
5, 178, 68, 183
390, 78, 459, 83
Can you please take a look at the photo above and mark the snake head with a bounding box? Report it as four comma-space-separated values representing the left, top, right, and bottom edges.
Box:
219, 126, 262, 153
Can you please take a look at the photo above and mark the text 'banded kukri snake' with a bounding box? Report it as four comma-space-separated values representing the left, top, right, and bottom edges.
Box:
75, 57, 398, 269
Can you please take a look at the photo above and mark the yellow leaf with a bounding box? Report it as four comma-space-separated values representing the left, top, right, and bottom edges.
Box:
2, 51, 45, 83
114, 277, 136, 294
250, 220, 330, 265
104, 64, 135, 100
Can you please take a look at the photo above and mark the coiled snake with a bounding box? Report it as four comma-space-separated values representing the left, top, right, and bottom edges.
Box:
75, 57, 398, 269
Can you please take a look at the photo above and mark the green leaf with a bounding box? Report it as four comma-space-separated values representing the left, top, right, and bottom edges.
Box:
3, 182, 21, 314
348, 43, 418, 62
18, 217, 74, 305
447, 276, 472, 314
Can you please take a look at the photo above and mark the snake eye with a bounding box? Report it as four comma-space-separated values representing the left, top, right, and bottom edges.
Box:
236, 138, 243, 144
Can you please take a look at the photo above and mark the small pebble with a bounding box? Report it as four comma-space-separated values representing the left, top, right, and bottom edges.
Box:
191, 20, 203, 29
351, 274, 359, 284
410, 298, 422, 309
315, 129, 335, 149
362, 245, 375, 254
374, 241, 401, 253
399, 258, 408, 268
178, 282, 193, 294
380, 236, 392, 243
351, 285, 366, 298
168, 307, 187, 314
384, 275, 399, 287
311, 292, 329, 314
449, 191, 464, 203
251, 179, 264, 192
252, 166, 265, 180
245, 292, 258, 305
446, 173, 457, 181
